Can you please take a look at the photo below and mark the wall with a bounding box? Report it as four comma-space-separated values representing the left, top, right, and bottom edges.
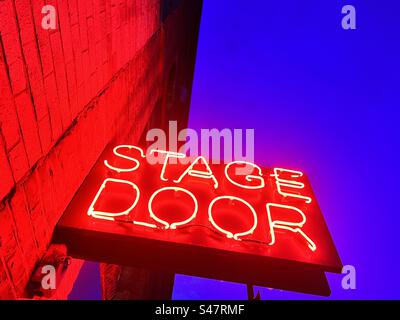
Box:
0, 0, 202, 299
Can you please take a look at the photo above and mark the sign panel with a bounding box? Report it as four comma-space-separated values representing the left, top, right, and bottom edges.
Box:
54, 144, 342, 296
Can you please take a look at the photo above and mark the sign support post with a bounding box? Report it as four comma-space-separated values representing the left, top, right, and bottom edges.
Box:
100, 264, 175, 300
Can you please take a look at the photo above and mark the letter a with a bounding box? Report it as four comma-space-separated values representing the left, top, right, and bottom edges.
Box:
41, 5, 57, 30
342, 5, 356, 30
41, 265, 56, 290
342, 265, 357, 290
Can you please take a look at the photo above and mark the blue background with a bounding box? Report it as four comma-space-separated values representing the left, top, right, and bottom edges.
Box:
70, 0, 400, 300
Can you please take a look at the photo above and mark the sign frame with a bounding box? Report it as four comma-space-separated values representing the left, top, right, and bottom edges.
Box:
54, 143, 342, 296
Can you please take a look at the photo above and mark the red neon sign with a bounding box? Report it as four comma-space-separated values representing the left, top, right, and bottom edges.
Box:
89, 146, 316, 250
55, 144, 342, 296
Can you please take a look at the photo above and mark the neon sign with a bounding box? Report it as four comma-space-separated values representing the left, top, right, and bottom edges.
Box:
55, 144, 342, 296
89, 145, 317, 251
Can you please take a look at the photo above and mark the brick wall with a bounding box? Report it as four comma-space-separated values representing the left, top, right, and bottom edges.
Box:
0, 0, 202, 299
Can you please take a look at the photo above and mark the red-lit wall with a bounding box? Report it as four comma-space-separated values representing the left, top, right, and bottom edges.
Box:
0, 0, 202, 299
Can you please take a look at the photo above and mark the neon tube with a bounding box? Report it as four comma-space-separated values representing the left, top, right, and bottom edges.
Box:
104, 145, 145, 173
271, 168, 312, 203
208, 196, 258, 241
88, 178, 140, 220
174, 156, 219, 189
150, 149, 186, 181
266, 203, 317, 252
225, 161, 265, 190
148, 186, 199, 230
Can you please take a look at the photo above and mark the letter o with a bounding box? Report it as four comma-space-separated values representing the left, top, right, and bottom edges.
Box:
148, 187, 198, 230
208, 196, 258, 240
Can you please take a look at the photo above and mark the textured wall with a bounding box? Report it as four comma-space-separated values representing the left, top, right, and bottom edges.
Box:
0, 0, 201, 299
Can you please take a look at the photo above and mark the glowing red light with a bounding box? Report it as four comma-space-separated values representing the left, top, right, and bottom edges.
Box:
55, 143, 342, 296
88, 145, 319, 252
